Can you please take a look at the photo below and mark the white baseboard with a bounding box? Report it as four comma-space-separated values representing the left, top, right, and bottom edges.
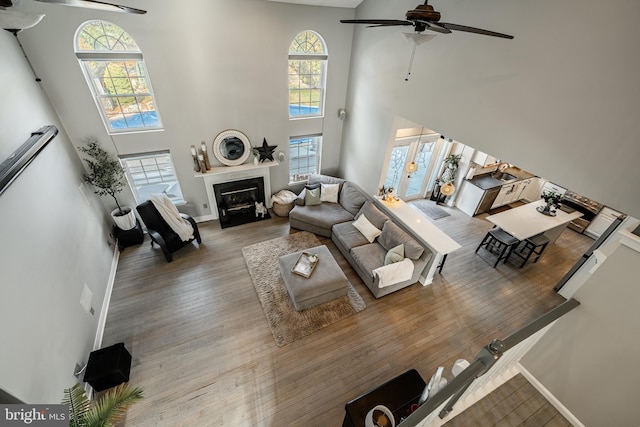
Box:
194, 214, 215, 223
93, 243, 120, 351
518, 363, 585, 427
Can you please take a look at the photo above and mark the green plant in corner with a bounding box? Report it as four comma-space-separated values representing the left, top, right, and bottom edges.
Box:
62, 383, 143, 427
78, 139, 127, 215
443, 153, 463, 169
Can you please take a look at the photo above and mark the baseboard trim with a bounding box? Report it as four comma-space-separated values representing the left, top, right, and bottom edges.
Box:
93, 243, 120, 351
517, 363, 585, 427
194, 214, 215, 223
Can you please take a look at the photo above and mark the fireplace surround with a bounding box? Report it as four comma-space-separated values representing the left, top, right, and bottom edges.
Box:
195, 160, 279, 225
213, 177, 270, 228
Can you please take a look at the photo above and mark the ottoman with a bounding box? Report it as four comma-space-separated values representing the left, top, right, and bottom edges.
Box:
278, 244, 349, 311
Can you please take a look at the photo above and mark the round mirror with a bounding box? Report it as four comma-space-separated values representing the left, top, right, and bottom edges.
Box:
212, 130, 251, 166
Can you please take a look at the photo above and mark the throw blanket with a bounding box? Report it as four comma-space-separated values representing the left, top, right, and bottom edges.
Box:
373, 258, 414, 288
148, 194, 194, 242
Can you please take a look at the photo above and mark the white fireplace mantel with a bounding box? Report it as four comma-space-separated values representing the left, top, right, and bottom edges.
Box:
195, 160, 279, 221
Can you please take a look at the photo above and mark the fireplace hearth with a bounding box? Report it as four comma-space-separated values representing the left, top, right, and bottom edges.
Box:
213, 177, 270, 229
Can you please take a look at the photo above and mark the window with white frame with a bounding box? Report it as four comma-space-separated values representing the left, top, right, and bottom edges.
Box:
289, 135, 321, 183
288, 31, 327, 118
75, 20, 162, 134
120, 151, 184, 204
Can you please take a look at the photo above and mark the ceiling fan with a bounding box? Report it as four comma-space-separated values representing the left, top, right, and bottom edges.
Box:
0, 0, 147, 20
340, 0, 513, 39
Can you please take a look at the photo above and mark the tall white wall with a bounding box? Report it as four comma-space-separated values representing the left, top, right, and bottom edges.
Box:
16, 0, 355, 218
0, 31, 115, 403
341, 0, 640, 218
521, 231, 640, 426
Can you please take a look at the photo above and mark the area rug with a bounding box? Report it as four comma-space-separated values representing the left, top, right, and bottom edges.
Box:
409, 199, 451, 220
242, 232, 366, 347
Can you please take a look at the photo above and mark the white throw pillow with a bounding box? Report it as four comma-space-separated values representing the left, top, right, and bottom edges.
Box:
320, 183, 340, 203
352, 214, 382, 243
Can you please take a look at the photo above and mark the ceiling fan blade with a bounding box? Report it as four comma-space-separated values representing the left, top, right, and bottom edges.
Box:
340, 19, 412, 26
33, 0, 147, 14
416, 20, 451, 34
437, 22, 513, 39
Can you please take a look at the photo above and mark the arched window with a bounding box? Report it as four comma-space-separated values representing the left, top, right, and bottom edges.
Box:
75, 20, 162, 133
288, 31, 327, 118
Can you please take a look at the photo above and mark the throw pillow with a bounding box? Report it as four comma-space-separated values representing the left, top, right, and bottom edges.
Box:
352, 214, 382, 243
384, 244, 405, 265
378, 221, 425, 260
320, 183, 340, 203
304, 187, 321, 206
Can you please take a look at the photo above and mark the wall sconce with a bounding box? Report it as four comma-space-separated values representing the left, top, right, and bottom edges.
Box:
338, 108, 347, 120
278, 151, 285, 163
406, 161, 418, 177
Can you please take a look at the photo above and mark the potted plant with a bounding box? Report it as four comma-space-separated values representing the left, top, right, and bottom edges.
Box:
78, 139, 136, 230
443, 154, 463, 169
62, 382, 143, 427
540, 190, 562, 214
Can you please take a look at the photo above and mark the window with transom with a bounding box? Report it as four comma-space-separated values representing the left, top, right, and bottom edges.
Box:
75, 20, 162, 133
288, 31, 327, 118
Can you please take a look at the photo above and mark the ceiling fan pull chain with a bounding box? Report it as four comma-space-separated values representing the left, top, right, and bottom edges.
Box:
405, 43, 418, 81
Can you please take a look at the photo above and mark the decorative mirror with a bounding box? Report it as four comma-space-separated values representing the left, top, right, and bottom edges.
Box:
212, 129, 251, 166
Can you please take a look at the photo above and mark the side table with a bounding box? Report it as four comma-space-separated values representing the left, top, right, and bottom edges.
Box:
342, 369, 426, 427
113, 219, 144, 251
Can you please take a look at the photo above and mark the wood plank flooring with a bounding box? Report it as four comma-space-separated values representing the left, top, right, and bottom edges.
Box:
102, 203, 592, 426
443, 374, 571, 426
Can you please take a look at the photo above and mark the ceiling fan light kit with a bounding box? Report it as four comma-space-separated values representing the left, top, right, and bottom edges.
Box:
341, 1, 513, 79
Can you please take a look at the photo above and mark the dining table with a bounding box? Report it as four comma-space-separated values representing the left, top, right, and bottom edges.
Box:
485, 199, 584, 243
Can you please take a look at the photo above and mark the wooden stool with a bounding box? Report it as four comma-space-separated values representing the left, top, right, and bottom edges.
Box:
475, 227, 520, 268
510, 233, 550, 268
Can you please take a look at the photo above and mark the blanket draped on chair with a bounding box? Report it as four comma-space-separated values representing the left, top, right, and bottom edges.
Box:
148, 194, 194, 241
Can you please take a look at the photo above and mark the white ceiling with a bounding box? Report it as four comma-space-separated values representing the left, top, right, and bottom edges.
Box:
266, 0, 363, 8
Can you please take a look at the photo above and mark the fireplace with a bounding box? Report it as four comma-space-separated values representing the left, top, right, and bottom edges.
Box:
213, 177, 270, 228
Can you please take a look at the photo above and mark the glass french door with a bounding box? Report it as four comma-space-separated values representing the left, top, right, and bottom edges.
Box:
382, 133, 443, 201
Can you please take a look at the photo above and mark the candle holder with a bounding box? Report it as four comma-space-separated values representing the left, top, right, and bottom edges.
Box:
190, 145, 200, 172
197, 154, 207, 173
200, 142, 211, 170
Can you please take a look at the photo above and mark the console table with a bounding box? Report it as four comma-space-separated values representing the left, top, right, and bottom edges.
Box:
342, 369, 426, 427
373, 198, 461, 284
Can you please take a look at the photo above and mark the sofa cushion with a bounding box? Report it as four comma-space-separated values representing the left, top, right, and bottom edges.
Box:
304, 187, 321, 206
352, 214, 382, 243
340, 182, 367, 216
350, 243, 387, 281
290, 203, 355, 230
308, 174, 345, 192
356, 200, 389, 230
378, 221, 425, 260
320, 183, 340, 203
384, 244, 405, 265
332, 221, 370, 250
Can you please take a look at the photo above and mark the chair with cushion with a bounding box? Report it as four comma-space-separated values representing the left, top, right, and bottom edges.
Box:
136, 200, 201, 262
475, 227, 520, 268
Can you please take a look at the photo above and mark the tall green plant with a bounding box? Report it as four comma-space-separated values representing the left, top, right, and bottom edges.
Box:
78, 139, 127, 214
62, 383, 143, 427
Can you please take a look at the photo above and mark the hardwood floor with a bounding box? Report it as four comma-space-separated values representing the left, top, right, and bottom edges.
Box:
443, 374, 571, 426
102, 204, 592, 426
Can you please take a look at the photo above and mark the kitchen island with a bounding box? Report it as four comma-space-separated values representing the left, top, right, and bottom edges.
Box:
485, 199, 583, 242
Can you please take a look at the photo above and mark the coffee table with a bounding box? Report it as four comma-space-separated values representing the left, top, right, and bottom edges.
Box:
278, 244, 349, 311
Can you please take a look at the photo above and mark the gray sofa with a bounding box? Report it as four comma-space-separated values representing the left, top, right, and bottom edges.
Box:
289, 174, 433, 298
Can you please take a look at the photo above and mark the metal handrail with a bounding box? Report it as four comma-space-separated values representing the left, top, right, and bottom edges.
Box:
398, 298, 581, 426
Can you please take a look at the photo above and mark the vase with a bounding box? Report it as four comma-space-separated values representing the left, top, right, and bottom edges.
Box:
111, 207, 136, 230
253, 156, 259, 165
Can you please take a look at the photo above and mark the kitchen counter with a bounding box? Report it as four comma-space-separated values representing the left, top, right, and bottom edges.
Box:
466, 167, 535, 190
